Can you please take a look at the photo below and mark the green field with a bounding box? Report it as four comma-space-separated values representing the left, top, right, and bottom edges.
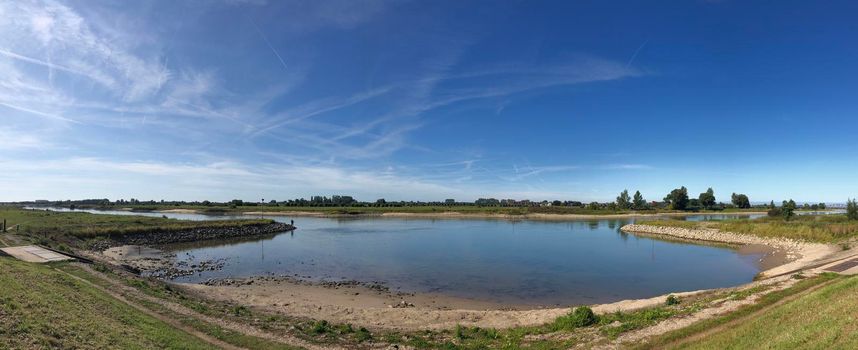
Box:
639, 214, 858, 243
0, 258, 211, 349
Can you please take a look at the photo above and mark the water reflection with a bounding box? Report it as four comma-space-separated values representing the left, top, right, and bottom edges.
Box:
29, 207, 773, 306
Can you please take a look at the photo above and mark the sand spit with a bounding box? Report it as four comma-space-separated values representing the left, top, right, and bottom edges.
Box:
620, 224, 838, 278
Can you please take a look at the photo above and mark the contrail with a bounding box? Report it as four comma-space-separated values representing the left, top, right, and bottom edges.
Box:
0, 102, 83, 124
250, 18, 288, 71
626, 39, 649, 68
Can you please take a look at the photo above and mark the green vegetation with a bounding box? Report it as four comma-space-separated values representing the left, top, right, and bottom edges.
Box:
0, 207, 272, 242
617, 190, 632, 210
698, 188, 716, 209
666, 295, 681, 306
0, 258, 211, 349
554, 307, 598, 330
639, 273, 855, 349
640, 214, 858, 243
782, 199, 797, 221
664, 187, 690, 210
731, 193, 751, 209
848, 198, 858, 220
633, 190, 647, 209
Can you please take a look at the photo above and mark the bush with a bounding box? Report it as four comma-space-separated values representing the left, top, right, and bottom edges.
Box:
312, 320, 331, 334
848, 199, 858, 220
665, 295, 680, 305
355, 327, 372, 342
767, 207, 782, 218
555, 306, 598, 330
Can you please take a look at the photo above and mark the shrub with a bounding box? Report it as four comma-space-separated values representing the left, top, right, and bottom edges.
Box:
555, 306, 598, 330
767, 207, 782, 218
848, 199, 858, 220
231, 305, 250, 317
455, 324, 465, 339
312, 320, 330, 334
665, 295, 680, 305
355, 327, 372, 342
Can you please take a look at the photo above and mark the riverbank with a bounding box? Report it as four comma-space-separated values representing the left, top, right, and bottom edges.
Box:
621, 224, 838, 278
175, 268, 817, 333
238, 210, 769, 221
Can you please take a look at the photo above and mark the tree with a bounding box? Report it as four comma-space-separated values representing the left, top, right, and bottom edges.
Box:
616, 189, 631, 210
664, 186, 690, 210
587, 202, 601, 210
633, 191, 646, 209
847, 198, 858, 220
731, 193, 751, 209
782, 199, 797, 220
699, 188, 716, 209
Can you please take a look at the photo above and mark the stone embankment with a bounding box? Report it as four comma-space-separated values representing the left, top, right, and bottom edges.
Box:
621, 224, 837, 278
116, 222, 294, 246
621, 224, 803, 249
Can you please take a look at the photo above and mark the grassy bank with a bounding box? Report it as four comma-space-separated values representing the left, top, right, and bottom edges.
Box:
0, 207, 273, 240
639, 214, 858, 243
640, 273, 858, 349
0, 257, 211, 349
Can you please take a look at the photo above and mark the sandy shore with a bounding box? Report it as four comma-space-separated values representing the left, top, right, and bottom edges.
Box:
179, 275, 717, 331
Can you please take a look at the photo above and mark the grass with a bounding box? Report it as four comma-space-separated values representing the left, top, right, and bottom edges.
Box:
637, 273, 844, 349
55, 263, 303, 350
0, 257, 211, 349
676, 275, 858, 349
60, 263, 365, 347
0, 206, 273, 242
639, 214, 858, 243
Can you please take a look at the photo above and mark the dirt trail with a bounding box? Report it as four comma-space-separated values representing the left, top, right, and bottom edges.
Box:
650, 276, 839, 349
74, 264, 351, 350
613, 274, 835, 348
57, 267, 244, 350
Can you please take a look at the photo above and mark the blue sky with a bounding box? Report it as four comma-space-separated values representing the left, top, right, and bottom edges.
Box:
2, 0, 857, 203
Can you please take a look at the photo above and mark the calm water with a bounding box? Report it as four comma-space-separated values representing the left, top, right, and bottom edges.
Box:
28, 207, 775, 306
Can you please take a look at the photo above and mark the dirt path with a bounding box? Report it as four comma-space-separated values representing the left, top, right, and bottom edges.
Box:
652, 276, 839, 349
56, 267, 244, 350
74, 264, 350, 350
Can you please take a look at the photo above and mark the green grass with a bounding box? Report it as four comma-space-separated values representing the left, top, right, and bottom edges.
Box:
0, 207, 273, 241
673, 275, 858, 349
637, 273, 844, 349
0, 257, 211, 349
639, 214, 858, 243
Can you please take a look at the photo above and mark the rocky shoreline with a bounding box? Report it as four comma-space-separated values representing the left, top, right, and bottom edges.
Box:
621, 224, 808, 250
107, 222, 294, 247
620, 224, 837, 278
